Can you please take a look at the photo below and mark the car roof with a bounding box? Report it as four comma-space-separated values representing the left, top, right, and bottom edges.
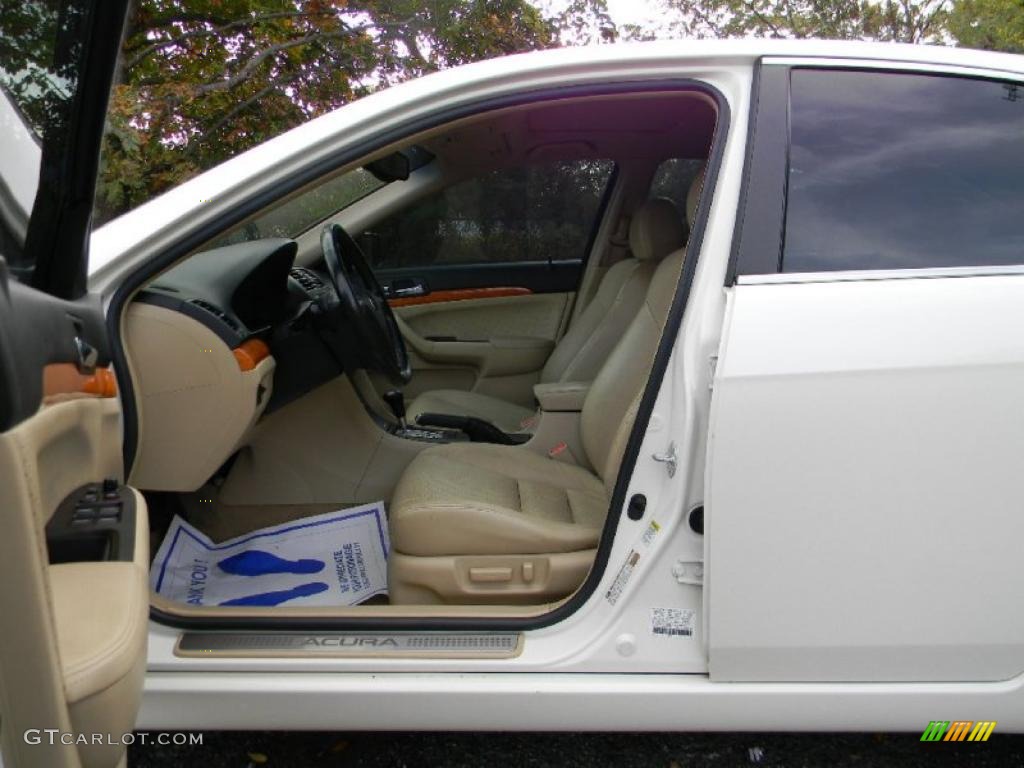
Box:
552, 38, 1024, 73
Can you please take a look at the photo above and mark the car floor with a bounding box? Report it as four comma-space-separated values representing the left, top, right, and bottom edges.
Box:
175, 487, 355, 543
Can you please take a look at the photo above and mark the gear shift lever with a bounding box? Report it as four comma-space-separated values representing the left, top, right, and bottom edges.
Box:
383, 389, 407, 430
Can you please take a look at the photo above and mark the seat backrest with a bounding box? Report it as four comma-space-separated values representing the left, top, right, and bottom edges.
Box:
581, 169, 705, 490
540, 197, 686, 384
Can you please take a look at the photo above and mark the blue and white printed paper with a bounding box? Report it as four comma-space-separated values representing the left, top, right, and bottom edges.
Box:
151, 502, 389, 607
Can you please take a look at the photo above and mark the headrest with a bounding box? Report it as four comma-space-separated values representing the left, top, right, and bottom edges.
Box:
628, 197, 687, 262
686, 164, 706, 229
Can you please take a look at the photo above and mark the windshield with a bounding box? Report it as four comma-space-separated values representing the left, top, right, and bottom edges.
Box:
213, 167, 386, 247
91, 0, 571, 227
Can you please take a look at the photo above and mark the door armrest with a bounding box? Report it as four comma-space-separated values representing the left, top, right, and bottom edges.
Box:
50, 488, 149, 768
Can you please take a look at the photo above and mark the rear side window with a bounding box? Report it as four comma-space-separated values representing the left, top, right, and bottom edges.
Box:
366, 160, 615, 270
783, 69, 1024, 273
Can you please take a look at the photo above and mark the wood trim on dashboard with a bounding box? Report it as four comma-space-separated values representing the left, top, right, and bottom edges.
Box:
233, 338, 271, 372
388, 286, 532, 308
43, 363, 118, 402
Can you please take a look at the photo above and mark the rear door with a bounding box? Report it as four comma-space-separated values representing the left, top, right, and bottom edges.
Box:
708, 62, 1024, 682
0, 3, 149, 767
363, 159, 616, 404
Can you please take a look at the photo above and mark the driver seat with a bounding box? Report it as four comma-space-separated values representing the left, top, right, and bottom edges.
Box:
404, 196, 688, 433
387, 171, 703, 604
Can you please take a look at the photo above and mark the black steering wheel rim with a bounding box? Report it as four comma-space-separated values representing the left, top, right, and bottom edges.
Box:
321, 222, 411, 386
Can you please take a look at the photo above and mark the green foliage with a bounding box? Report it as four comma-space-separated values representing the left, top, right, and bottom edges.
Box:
948, 0, 1024, 53
10, 0, 1023, 229
0, 2, 60, 137
96, 0, 579, 222
660, 0, 950, 42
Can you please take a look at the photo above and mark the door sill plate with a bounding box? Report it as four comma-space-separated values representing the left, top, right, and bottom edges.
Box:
176, 631, 522, 659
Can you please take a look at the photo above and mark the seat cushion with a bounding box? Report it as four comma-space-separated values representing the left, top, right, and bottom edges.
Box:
407, 389, 536, 433
390, 443, 608, 557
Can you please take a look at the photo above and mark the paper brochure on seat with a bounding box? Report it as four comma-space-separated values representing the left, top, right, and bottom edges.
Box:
151, 502, 389, 607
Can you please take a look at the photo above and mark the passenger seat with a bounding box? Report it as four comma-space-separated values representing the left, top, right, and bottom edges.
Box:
405, 197, 689, 433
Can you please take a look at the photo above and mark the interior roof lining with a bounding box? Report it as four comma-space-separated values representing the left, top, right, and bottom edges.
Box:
421, 90, 718, 170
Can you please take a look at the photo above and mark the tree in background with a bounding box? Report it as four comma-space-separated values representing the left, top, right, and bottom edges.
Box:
95, 0, 1024, 222
948, 0, 1024, 53
658, 0, 950, 42
98, 0, 613, 220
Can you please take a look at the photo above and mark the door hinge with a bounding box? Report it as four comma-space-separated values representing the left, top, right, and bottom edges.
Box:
672, 559, 703, 586
708, 354, 718, 390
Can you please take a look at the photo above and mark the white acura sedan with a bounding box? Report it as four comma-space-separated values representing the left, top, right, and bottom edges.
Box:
2, 3, 1023, 766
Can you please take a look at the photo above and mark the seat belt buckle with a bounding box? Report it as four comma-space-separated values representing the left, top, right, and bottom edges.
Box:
548, 441, 577, 465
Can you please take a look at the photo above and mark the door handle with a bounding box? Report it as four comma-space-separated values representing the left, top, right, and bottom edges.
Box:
73, 336, 98, 375
390, 278, 427, 298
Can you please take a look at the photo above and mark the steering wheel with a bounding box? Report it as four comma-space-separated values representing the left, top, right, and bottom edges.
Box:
320, 223, 411, 385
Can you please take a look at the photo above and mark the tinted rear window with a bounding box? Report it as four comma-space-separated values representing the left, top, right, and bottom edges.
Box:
783, 69, 1024, 273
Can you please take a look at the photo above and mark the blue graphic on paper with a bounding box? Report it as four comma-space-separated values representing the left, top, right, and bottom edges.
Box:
219, 581, 329, 606
217, 549, 325, 576
150, 503, 390, 607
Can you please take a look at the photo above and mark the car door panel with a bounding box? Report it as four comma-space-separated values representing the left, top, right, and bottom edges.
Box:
0, 279, 147, 768
377, 261, 578, 400
0, 2, 141, 764
1, 401, 149, 768
377, 259, 583, 297
708, 276, 1024, 683
393, 291, 570, 402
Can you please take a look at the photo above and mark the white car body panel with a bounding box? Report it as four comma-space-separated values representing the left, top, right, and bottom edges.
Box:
709, 275, 1024, 683
70, 39, 1024, 730
139, 670, 1024, 732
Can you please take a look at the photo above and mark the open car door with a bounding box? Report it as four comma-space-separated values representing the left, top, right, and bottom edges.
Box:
0, 3, 145, 768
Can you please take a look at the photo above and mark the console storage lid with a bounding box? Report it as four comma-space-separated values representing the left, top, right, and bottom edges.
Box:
534, 381, 591, 412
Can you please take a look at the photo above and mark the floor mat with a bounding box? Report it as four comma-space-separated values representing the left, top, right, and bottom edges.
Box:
150, 502, 390, 607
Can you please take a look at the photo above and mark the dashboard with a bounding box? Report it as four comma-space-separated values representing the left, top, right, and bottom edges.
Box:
139, 239, 320, 344
135, 238, 341, 412
126, 238, 349, 491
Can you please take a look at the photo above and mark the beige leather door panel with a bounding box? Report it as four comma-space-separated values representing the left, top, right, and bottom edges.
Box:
0, 397, 147, 768
394, 292, 572, 404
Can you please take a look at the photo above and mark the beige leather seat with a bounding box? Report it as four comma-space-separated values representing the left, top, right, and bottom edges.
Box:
388, 172, 704, 604
406, 197, 688, 433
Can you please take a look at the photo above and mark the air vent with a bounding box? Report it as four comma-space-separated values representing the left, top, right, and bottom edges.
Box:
188, 299, 240, 332
290, 267, 324, 292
